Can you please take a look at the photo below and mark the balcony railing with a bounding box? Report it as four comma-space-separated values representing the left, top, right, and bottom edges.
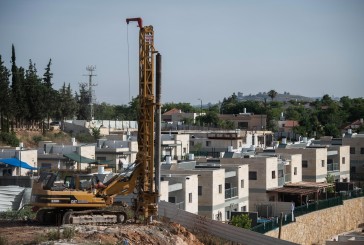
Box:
278, 177, 285, 187
327, 162, 339, 172
225, 187, 238, 199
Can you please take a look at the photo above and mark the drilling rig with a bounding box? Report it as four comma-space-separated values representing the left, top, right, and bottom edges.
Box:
30, 17, 160, 224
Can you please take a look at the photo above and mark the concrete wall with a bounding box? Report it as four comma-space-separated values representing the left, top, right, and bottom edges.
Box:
265, 197, 364, 245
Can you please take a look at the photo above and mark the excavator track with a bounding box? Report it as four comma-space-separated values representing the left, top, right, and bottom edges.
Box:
36, 209, 127, 225
62, 210, 128, 225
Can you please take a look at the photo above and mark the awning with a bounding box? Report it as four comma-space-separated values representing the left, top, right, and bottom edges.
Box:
63, 153, 98, 164
0, 158, 37, 170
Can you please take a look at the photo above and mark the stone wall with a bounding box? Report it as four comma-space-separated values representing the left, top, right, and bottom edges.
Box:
265, 197, 364, 245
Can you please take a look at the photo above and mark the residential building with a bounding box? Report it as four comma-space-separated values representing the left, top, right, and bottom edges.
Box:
342, 132, 364, 178
218, 111, 267, 131
0, 146, 37, 176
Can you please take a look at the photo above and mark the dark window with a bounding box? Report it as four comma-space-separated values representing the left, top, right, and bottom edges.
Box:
321, 160, 325, 167
294, 167, 297, 175
169, 196, 176, 203
189, 193, 192, 203
361, 148, 364, 154
350, 147, 355, 154
278, 170, 284, 178
238, 122, 248, 129
198, 186, 202, 196
240, 179, 244, 188
249, 171, 257, 180
218, 184, 222, 193
272, 171, 276, 179
342, 157, 345, 164
302, 160, 308, 168
206, 141, 211, 147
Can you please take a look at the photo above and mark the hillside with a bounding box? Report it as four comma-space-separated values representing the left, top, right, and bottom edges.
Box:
0, 219, 205, 245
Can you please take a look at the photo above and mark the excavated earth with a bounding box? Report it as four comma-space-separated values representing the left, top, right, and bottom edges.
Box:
0, 219, 204, 245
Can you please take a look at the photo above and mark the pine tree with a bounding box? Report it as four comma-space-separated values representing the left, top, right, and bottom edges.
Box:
0, 55, 11, 132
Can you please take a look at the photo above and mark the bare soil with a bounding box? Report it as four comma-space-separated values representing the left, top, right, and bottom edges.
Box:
0, 219, 204, 245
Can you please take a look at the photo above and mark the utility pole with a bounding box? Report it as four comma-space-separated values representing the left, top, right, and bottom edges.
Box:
84, 66, 97, 121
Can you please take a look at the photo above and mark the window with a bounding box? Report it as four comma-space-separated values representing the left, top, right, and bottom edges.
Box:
302, 160, 308, 168
350, 147, 355, 154
218, 184, 222, 194
190, 141, 194, 147
249, 171, 257, 180
206, 141, 211, 147
198, 186, 202, 196
169, 196, 176, 203
321, 160, 325, 168
241, 206, 247, 212
240, 179, 244, 188
294, 167, 297, 175
189, 193, 192, 203
272, 171, 276, 179
361, 148, 364, 154
278, 170, 284, 178
238, 122, 248, 129
342, 157, 345, 164
41, 163, 52, 169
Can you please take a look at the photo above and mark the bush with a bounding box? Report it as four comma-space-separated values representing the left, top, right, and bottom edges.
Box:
230, 214, 252, 229
0, 206, 36, 220
0, 132, 20, 147
62, 226, 76, 239
0, 236, 8, 245
47, 229, 61, 240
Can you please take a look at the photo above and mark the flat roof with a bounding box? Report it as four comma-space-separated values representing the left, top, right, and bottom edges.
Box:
284, 181, 334, 189
267, 187, 317, 195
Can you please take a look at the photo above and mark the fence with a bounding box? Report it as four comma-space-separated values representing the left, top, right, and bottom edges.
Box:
251, 189, 364, 234
158, 201, 296, 245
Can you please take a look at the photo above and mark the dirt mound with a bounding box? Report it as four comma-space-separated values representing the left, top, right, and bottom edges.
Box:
0, 220, 204, 245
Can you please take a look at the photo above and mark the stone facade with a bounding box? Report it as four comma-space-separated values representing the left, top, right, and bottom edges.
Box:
265, 197, 364, 245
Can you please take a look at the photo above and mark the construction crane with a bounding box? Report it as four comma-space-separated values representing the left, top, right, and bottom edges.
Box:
30, 17, 160, 224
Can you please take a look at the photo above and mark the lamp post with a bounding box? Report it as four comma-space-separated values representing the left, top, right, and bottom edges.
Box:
198, 98, 202, 127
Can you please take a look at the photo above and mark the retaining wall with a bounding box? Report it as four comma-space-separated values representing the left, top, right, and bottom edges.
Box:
265, 197, 364, 245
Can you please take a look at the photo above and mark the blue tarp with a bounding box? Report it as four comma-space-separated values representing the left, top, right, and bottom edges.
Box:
0, 158, 37, 170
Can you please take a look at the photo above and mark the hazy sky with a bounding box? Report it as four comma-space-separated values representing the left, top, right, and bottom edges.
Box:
1, 0, 363, 105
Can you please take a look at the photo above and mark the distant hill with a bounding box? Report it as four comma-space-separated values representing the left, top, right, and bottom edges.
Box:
237, 91, 315, 102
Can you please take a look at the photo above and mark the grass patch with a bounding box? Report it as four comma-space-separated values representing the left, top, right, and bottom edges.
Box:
0, 206, 36, 221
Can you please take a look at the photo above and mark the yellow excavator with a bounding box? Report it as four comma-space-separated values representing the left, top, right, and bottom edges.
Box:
30, 17, 160, 225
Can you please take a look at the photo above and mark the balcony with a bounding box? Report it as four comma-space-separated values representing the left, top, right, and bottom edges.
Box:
278, 177, 285, 187
327, 162, 339, 172
225, 187, 238, 199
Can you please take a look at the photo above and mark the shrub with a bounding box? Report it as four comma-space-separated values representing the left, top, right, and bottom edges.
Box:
47, 229, 61, 240
230, 214, 252, 229
62, 226, 76, 239
0, 132, 20, 147
0, 236, 8, 245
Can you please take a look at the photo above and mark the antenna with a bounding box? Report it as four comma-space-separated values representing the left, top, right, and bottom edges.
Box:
83, 65, 97, 121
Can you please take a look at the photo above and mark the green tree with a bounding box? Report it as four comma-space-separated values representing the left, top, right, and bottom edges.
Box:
10, 45, 27, 129
58, 83, 77, 125
230, 214, 252, 229
267, 90, 278, 101
0, 55, 11, 132
75, 82, 91, 120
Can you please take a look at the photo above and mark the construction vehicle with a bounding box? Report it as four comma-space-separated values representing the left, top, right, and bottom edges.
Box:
30, 17, 160, 224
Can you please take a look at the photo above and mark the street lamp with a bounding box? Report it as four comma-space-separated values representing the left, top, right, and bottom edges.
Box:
197, 98, 202, 127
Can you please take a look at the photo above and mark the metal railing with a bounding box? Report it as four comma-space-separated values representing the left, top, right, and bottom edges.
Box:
327, 162, 340, 172
225, 187, 238, 199
251, 189, 364, 234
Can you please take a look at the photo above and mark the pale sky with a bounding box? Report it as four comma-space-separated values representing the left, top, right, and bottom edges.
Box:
1, 0, 363, 105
